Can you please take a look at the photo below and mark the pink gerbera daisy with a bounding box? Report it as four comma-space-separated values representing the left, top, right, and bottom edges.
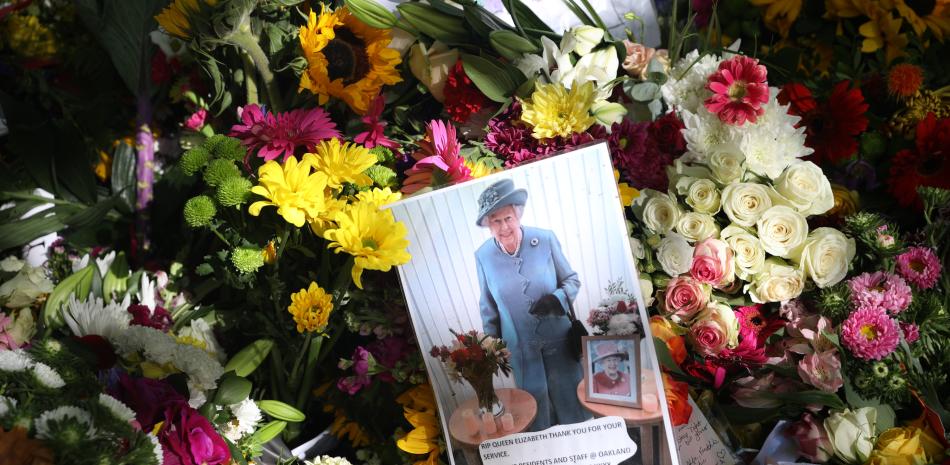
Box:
899, 322, 919, 344
704, 55, 769, 125
840, 308, 900, 360
847, 271, 913, 315
354, 95, 399, 150
401, 120, 472, 194
895, 246, 942, 289
230, 104, 341, 162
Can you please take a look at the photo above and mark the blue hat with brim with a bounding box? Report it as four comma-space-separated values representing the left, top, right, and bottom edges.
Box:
476, 179, 527, 227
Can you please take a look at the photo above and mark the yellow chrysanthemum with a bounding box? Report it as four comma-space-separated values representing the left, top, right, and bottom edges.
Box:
749, 0, 803, 37
309, 194, 348, 237
155, 0, 216, 39
859, 10, 909, 63
288, 282, 334, 333
520, 82, 597, 140
614, 170, 639, 207
396, 384, 441, 459
304, 138, 376, 189
2, 13, 57, 59
324, 202, 410, 289
464, 159, 497, 178
249, 156, 328, 227
298, 6, 402, 115
94, 150, 112, 183
355, 187, 402, 207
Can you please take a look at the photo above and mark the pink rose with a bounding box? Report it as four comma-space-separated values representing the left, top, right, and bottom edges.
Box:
689, 303, 738, 357
797, 349, 843, 393
790, 413, 833, 462
184, 108, 207, 131
662, 276, 710, 324
690, 238, 735, 288
159, 402, 231, 465
622, 41, 656, 79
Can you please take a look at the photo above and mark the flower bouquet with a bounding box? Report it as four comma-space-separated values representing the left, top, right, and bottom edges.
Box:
430, 330, 512, 416
587, 280, 644, 336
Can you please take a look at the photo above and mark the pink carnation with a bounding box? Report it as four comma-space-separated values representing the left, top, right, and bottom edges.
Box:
900, 322, 920, 344
840, 308, 900, 360
229, 104, 341, 162
896, 246, 942, 289
847, 271, 913, 315
704, 55, 769, 126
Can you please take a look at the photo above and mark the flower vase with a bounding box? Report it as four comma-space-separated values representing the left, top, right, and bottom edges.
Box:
466, 374, 504, 417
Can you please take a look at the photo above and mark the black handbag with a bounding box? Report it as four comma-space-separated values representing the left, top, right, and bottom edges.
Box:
566, 300, 587, 362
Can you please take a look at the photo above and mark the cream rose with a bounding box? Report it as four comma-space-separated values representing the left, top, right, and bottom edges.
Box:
656, 233, 694, 277
757, 205, 809, 258
721, 225, 766, 280
747, 258, 806, 303
708, 149, 746, 185
774, 161, 835, 216
793, 227, 856, 288
686, 179, 721, 214
632, 189, 683, 234
721, 183, 772, 227
675, 212, 720, 242
825, 407, 877, 464
689, 302, 739, 356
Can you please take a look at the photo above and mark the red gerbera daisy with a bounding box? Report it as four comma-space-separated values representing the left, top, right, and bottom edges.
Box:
704, 55, 769, 125
443, 60, 490, 124
779, 81, 869, 164
889, 112, 950, 207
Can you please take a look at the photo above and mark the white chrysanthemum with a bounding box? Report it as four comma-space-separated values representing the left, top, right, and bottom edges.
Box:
607, 313, 641, 336
98, 393, 136, 423
306, 457, 354, 465
63, 293, 132, 339
32, 362, 65, 388
178, 318, 226, 363
739, 88, 813, 179
0, 349, 33, 372
660, 50, 722, 114
0, 395, 17, 418
680, 108, 740, 163
147, 433, 164, 465
222, 398, 263, 442
34, 405, 96, 440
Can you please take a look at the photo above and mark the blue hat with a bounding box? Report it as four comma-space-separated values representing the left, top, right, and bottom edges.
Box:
476, 179, 527, 226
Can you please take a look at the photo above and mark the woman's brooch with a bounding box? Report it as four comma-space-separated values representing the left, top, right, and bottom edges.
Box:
530, 238, 539, 246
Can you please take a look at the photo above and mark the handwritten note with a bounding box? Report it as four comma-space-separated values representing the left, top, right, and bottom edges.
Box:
674, 397, 737, 465
479, 417, 636, 465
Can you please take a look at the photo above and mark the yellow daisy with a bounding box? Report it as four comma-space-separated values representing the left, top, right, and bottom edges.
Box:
355, 187, 402, 207
309, 194, 348, 238
749, 0, 803, 37
304, 138, 376, 189
288, 282, 334, 333
298, 6, 402, 115
155, 0, 216, 39
324, 202, 411, 289
520, 82, 597, 140
464, 159, 497, 178
248, 156, 329, 227
859, 9, 909, 63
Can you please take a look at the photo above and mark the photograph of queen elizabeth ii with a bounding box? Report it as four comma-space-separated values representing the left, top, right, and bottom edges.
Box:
387, 142, 679, 465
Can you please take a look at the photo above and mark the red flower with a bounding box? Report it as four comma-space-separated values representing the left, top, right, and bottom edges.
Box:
780, 81, 869, 164
663, 374, 693, 426
443, 60, 490, 123
649, 112, 687, 155
704, 55, 769, 125
889, 113, 950, 207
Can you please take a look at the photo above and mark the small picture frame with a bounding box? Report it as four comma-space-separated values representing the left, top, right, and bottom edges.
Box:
582, 335, 642, 408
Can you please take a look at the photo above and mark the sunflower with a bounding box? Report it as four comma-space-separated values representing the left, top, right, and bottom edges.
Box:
154, 0, 216, 39
893, 0, 950, 41
324, 202, 410, 289
749, 0, 803, 37
299, 6, 402, 115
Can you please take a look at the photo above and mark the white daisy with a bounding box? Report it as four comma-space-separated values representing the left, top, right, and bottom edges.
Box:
63, 293, 132, 339
0, 349, 33, 372
32, 362, 66, 388
98, 393, 136, 423
34, 405, 95, 440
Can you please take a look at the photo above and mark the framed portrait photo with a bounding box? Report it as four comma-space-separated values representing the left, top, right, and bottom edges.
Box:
582, 334, 642, 408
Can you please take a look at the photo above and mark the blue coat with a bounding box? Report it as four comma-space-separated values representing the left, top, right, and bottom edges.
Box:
476, 226, 589, 429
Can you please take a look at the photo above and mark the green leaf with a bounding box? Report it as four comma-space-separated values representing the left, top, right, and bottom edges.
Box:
0, 213, 67, 251
502, 0, 554, 38
344, 0, 397, 29
843, 379, 895, 434
258, 400, 306, 422
111, 141, 137, 214
214, 373, 253, 405
463, 4, 510, 40
723, 405, 781, 425
397, 3, 469, 44
626, 81, 661, 102
461, 54, 518, 103
103, 252, 130, 302
64, 197, 118, 231
224, 339, 275, 377
249, 420, 287, 444
646, 57, 668, 85
490, 30, 540, 60
43, 264, 97, 328
768, 390, 846, 410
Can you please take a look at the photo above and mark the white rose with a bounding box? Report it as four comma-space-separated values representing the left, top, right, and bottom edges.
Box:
629, 237, 646, 260
721, 183, 772, 227
668, 160, 713, 194
757, 205, 809, 258
686, 179, 721, 214
721, 225, 766, 280
774, 161, 835, 216
792, 227, 856, 288
746, 258, 805, 303
633, 189, 683, 234
676, 212, 720, 242
656, 233, 694, 277
708, 148, 746, 185
825, 407, 877, 464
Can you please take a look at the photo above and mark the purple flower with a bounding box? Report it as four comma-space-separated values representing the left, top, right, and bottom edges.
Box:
229, 104, 341, 162
337, 347, 373, 395
847, 271, 913, 315
608, 118, 674, 191
184, 108, 207, 131
111, 373, 187, 429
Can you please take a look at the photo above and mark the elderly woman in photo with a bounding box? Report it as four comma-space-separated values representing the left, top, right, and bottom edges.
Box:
591, 342, 631, 396
474, 179, 589, 431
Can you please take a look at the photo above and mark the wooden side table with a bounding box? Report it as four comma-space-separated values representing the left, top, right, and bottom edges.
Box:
448, 388, 538, 464
576, 369, 670, 465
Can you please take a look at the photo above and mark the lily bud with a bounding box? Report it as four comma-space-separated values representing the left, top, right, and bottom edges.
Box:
569, 25, 605, 56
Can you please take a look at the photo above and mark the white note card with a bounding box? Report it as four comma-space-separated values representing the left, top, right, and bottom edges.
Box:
674, 397, 738, 465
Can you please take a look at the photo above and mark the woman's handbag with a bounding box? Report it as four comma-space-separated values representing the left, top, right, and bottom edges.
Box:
566, 300, 587, 362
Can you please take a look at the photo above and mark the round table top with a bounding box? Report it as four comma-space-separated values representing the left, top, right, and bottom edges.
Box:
448, 387, 538, 448
576, 369, 663, 426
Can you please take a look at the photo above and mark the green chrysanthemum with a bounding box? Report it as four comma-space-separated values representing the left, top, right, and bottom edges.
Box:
203, 159, 241, 187
364, 165, 397, 189
204, 134, 246, 161
216, 176, 253, 207
369, 146, 395, 164
231, 247, 264, 274
184, 195, 216, 227
180, 147, 211, 176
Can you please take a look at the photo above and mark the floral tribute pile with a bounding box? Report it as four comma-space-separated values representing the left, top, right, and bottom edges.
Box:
0, 0, 948, 463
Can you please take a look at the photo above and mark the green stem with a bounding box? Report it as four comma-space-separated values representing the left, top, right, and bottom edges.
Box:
227, 29, 284, 112
295, 335, 323, 411
210, 226, 232, 248
289, 332, 313, 390
240, 52, 260, 106
276, 228, 292, 260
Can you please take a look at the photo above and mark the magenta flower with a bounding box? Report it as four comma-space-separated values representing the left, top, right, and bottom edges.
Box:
704, 55, 769, 125
337, 347, 374, 395
402, 120, 472, 194
608, 118, 674, 191
900, 322, 920, 344
159, 402, 231, 465
229, 104, 341, 162
484, 102, 607, 167
354, 95, 399, 150
184, 108, 207, 131
840, 308, 900, 360
847, 271, 913, 315
895, 246, 942, 289
0, 313, 21, 350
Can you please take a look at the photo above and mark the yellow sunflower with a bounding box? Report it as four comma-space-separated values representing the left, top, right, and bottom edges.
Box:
324, 202, 410, 289
749, 0, 803, 37
893, 0, 950, 41
303, 138, 376, 189
155, 0, 216, 39
859, 9, 909, 63
299, 6, 402, 114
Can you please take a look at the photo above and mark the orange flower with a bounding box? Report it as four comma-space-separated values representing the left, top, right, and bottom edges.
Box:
888, 63, 924, 98
650, 316, 687, 365
662, 373, 692, 426
0, 427, 54, 465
